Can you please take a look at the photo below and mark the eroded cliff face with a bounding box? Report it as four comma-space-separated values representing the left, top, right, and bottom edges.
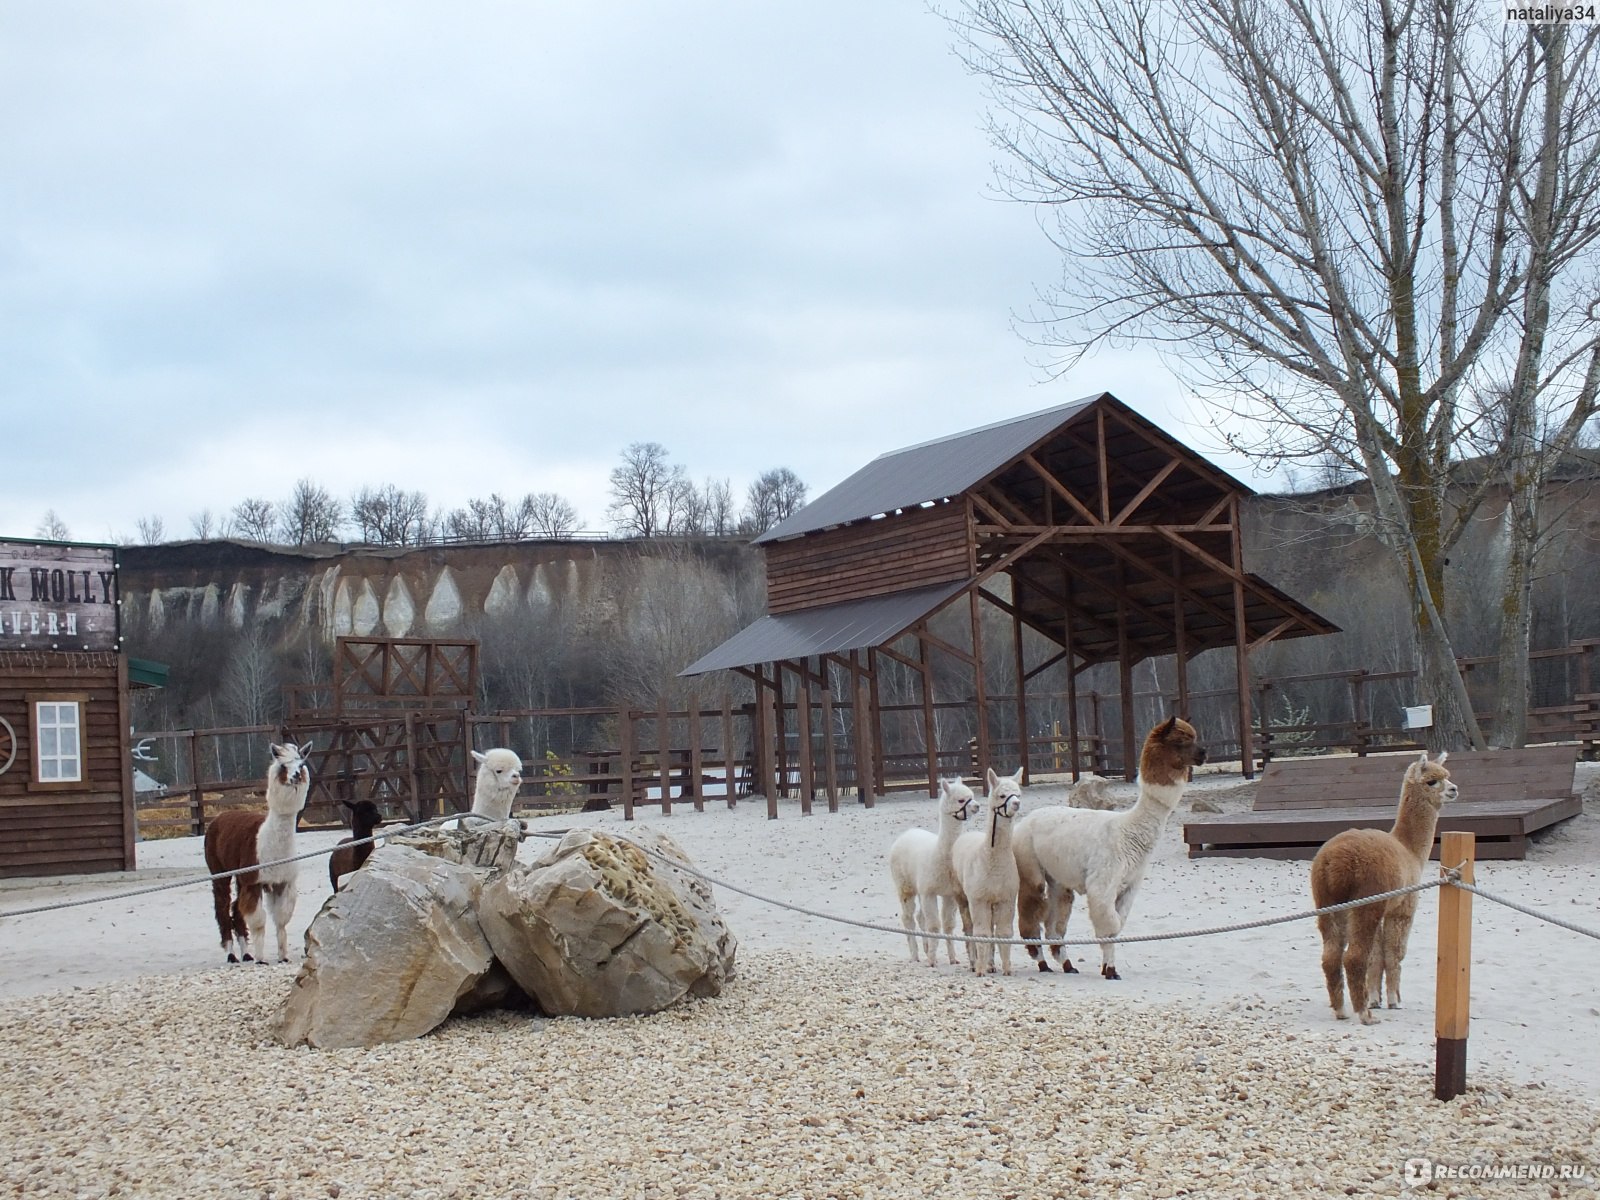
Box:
118, 537, 763, 646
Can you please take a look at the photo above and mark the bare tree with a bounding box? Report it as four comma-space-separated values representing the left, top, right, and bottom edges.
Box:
351, 484, 432, 545
607, 442, 685, 537
701, 477, 737, 536
528, 491, 581, 537
190, 509, 217, 539
278, 479, 344, 545
957, 1, 1600, 750
134, 515, 166, 544
741, 467, 808, 534
36, 510, 70, 541
231, 497, 278, 542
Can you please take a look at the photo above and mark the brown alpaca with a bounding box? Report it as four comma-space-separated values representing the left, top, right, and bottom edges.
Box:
328, 799, 386, 890
203, 742, 312, 964
1309, 751, 1457, 1024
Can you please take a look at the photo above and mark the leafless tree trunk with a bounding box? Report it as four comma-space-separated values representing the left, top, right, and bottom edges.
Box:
957, 0, 1600, 750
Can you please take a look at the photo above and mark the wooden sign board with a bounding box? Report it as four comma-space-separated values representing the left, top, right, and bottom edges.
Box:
0, 539, 120, 652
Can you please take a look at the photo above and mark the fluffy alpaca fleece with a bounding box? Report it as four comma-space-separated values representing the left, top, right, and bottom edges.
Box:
1012, 717, 1206, 979
1310, 751, 1456, 1024
951, 768, 1024, 976
888, 777, 978, 966
328, 799, 385, 891
203, 742, 312, 964
469, 749, 524, 822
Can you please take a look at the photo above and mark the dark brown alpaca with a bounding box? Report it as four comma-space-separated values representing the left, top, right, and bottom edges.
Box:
1310, 751, 1456, 1024
203, 742, 312, 964
328, 799, 386, 890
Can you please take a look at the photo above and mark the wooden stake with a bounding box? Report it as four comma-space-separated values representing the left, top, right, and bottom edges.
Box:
620, 707, 635, 822
1435, 830, 1475, 1101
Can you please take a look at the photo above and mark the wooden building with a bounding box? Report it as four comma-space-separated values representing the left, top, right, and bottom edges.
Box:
0, 538, 139, 878
682, 393, 1338, 800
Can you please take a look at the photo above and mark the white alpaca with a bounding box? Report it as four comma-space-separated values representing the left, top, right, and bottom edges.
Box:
888, 777, 977, 966
469, 748, 524, 822
1013, 717, 1206, 979
951, 767, 1024, 976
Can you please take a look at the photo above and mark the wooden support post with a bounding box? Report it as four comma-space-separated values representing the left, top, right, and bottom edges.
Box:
1172, 545, 1190, 718
1435, 830, 1476, 1102
688, 697, 704, 813
620, 706, 635, 822
722, 691, 737, 808
853, 650, 874, 807
969, 590, 991, 777
1063, 572, 1081, 782
918, 633, 938, 795
657, 695, 672, 816
774, 668, 789, 799
794, 665, 814, 816
764, 670, 781, 820
1116, 564, 1136, 782
867, 648, 884, 801
404, 711, 421, 821
819, 661, 840, 813
1011, 600, 1029, 782
187, 731, 204, 836
1230, 497, 1256, 779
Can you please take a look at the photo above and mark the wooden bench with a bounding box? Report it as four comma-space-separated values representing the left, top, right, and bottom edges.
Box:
1183, 746, 1583, 861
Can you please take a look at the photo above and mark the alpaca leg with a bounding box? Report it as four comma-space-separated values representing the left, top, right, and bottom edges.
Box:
896, 888, 921, 962
1317, 913, 1348, 1019
236, 884, 266, 966
1045, 886, 1078, 973
997, 897, 1016, 976
212, 880, 240, 962
956, 893, 976, 969
1344, 907, 1385, 1024
938, 895, 961, 966
974, 904, 994, 976
1086, 886, 1124, 979
916, 895, 941, 967
264, 885, 296, 963
1018, 881, 1050, 972
1380, 904, 1417, 1009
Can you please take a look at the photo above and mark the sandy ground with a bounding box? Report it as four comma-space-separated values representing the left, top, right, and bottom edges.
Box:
2, 763, 1598, 1102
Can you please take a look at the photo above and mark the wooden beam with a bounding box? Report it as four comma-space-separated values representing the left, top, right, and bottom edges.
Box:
819, 660, 840, 813
868, 647, 885, 799
1111, 457, 1181, 525
1020, 452, 1102, 525
919, 634, 939, 796
792, 664, 814, 816
1435, 831, 1475, 1101
970, 589, 991, 777
1012, 599, 1030, 782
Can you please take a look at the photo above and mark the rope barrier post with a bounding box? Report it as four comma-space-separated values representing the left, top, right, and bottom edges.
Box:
1435, 830, 1475, 1102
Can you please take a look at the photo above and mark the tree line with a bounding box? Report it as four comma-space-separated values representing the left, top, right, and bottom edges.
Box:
37, 441, 807, 548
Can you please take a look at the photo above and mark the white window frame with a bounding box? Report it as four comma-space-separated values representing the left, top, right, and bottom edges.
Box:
29, 694, 86, 789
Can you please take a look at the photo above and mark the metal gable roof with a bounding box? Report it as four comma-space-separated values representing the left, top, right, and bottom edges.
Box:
752, 395, 1102, 544
679, 580, 969, 676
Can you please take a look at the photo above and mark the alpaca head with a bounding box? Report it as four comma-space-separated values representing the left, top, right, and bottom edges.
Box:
984, 766, 1024, 844
471, 748, 524, 804
1403, 750, 1457, 810
1139, 717, 1206, 787
937, 776, 977, 823
266, 742, 313, 816
342, 798, 385, 836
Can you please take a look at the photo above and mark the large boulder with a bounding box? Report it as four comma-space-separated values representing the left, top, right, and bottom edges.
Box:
478, 828, 737, 1018
275, 845, 497, 1048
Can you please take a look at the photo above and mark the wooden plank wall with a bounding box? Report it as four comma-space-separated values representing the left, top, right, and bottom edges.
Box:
763, 503, 970, 614
0, 651, 131, 878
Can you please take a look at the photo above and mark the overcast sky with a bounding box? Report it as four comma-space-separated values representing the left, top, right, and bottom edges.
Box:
1, 2, 1253, 545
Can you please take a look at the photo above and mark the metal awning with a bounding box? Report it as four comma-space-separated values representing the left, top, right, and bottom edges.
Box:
128, 657, 169, 689
680, 580, 969, 676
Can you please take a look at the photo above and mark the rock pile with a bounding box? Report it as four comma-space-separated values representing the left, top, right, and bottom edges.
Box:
274, 822, 737, 1048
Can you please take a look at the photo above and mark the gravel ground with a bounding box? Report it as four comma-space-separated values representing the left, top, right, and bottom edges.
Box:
1, 952, 1595, 1200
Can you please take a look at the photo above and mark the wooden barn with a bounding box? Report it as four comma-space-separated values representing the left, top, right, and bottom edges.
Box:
0, 537, 142, 878
682, 393, 1339, 802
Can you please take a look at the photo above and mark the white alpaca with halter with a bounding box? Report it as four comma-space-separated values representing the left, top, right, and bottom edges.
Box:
888, 777, 978, 966
951, 767, 1024, 976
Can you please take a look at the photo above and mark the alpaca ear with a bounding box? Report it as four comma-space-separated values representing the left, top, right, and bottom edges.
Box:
297, 741, 314, 758
1010, 766, 1024, 784
1156, 715, 1177, 737
471, 751, 487, 766
1436, 750, 1449, 765
986, 767, 1000, 793
269, 742, 291, 760
1417, 750, 1429, 767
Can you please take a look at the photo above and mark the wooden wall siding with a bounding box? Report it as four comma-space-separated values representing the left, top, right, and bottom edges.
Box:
0, 651, 132, 877
764, 503, 971, 614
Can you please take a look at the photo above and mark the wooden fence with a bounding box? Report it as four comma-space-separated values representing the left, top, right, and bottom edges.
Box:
132, 641, 1600, 836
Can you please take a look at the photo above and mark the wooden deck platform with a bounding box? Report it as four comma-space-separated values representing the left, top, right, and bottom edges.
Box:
1183, 746, 1583, 861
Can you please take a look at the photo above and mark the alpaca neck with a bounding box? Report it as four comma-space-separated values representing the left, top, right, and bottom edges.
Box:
936, 809, 967, 846
1390, 788, 1441, 862
1112, 779, 1184, 859
256, 807, 298, 864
